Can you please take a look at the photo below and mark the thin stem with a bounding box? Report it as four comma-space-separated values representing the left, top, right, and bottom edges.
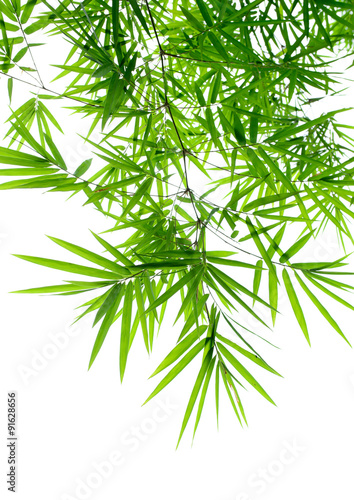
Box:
144, 0, 199, 220
9, 0, 44, 87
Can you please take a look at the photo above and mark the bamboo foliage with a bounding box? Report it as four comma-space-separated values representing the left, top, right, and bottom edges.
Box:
1, 0, 354, 443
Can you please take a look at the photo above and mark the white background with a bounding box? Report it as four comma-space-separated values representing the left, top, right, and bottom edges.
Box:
1, 26, 354, 500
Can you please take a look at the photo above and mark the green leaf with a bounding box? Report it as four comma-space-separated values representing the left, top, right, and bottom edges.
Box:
129, 0, 151, 35
216, 333, 281, 376
209, 71, 222, 104
304, 185, 350, 236
257, 147, 295, 192
145, 267, 202, 313
102, 74, 124, 129
7, 78, 13, 103
14, 254, 123, 280
179, 294, 209, 340
208, 32, 229, 60
176, 350, 213, 447
150, 325, 208, 377
294, 272, 350, 345
246, 217, 278, 280
282, 269, 310, 344
13, 281, 114, 295
269, 269, 278, 326
122, 177, 153, 216
44, 134, 67, 170
88, 285, 123, 368
143, 340, 206, 405
217, 343, 276, 405
232, 110, 246, 145
90, 231, 133, 266
74, 159, 92, 177
195, 0, 213, 26
250, 108, 259, 143
120, 281, 133, 381
253, 259, 263, 305
193, 356, 216, 438
21, 0, 37, 23
174, 266, 204, 323
279, 231, 315, 263
208, 264, 274, 311
134, 278, 149, 352
46, 236, 130, 275
93, 284, 123, 326
180, 6, 204, 31
220, 366, 242, 424
243, 193, 298, 212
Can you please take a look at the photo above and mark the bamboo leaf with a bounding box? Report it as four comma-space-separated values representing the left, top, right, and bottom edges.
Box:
120, 281, 133, 381
195, 0, 213, 26
150, 325, 208, 377
176, 350, 213, 447
193, 356, 216, 438
145, 267, 202, 313
129, 0, 150, 35
295, 272, 350, 345
246, 217, 278, 280
93, 283, 123, 326
216, 333, 281, 376
14, 254, 123, 280
282, 269, 310, 344
89, 285, 124, 368
217, 343, 276, 405
143, 340, 206, 405
47, 236, 130, 275
279, 231, 315, 263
